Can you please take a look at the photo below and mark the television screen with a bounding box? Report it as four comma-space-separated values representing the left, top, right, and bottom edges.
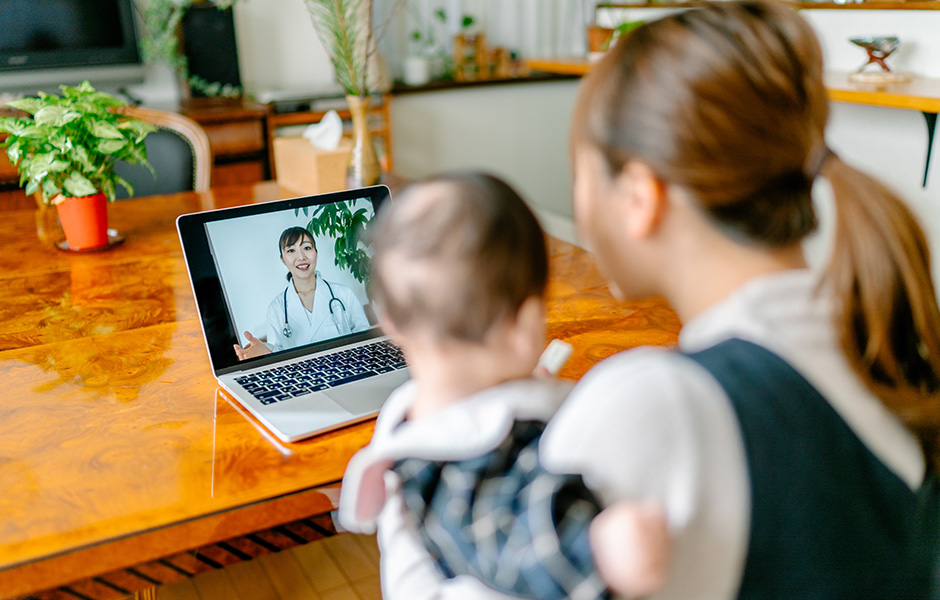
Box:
0, 0, 143, 94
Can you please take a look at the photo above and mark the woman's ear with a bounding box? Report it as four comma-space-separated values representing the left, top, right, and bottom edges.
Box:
614, 161, 669, 240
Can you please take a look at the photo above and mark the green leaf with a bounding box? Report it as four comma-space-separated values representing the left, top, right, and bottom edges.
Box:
48, 159, 70, 173
6, 141, 21, 164
15, 125, 46, 139
97, 139, 127, 154
434, 9, 446, 22
63, 171, 98, 197
5, 97, 44, 114
34, 105, 68, 126
24, 179, 39, 196
42, 178, 61, 198
0, 117, 23, 133
91, 120, 124, 140
114, 174, 135, 197
461, 15, 474, 28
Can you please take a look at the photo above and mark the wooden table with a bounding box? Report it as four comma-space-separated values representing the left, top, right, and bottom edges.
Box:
0, 183, 680, 599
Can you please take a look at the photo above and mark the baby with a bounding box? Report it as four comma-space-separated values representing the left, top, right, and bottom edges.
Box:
339, 173, 669, 599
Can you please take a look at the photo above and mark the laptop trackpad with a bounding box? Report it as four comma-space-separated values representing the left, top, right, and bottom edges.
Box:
324, 369, 410, 416
265, 394, 355, 433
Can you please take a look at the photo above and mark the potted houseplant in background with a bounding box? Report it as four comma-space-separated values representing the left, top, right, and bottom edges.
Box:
404, 5, 475, 85
0, 81, 156, 250
136, 0, 246, 99
303, 0, 398, 188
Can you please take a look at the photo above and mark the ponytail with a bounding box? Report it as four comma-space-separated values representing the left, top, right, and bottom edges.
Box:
822, 156, 940, 470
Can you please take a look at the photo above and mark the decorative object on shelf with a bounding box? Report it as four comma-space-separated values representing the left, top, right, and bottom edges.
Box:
586, 19, 644, 61
586, 25, 615, 55
848, 36, 913, 85
137, 0, 245, 98
304, 0, 398, 187
0, 82, 156, 250
453, 33, 528, 82
403, 4, 475, 85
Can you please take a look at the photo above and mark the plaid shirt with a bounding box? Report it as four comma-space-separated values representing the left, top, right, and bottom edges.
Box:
394, 420, 611, 600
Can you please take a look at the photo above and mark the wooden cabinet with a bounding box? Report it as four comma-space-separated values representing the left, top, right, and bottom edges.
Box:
178, 97, 270, 186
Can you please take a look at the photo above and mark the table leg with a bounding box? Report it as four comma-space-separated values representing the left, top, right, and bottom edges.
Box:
923, 111, 937, 188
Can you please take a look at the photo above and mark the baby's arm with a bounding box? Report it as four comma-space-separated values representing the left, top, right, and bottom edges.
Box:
590, 502, 671, 598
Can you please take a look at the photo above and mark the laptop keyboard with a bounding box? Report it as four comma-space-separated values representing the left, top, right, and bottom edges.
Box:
234, 340, 407, 405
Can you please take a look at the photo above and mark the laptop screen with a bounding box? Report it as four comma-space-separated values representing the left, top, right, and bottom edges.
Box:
178, 186, 391, 375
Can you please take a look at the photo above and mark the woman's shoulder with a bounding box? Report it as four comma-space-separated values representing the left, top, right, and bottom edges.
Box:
545, 346, 735, 453
575, 345, 717, 402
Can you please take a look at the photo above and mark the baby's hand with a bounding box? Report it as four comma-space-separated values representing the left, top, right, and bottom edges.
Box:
590, 502, 671, 598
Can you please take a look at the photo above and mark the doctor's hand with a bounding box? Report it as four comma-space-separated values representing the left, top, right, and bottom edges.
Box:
234, 331, 272, 361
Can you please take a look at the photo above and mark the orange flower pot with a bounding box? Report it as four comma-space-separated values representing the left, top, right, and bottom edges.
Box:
56, 193, 109, 250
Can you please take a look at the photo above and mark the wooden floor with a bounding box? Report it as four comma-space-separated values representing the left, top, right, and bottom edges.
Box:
150, 533, 381, 600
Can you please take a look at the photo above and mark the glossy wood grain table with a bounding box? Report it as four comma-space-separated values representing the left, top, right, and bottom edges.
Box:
0, 183, 680, 600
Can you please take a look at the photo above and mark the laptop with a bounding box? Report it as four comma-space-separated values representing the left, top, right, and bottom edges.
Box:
177, 185, 409, 442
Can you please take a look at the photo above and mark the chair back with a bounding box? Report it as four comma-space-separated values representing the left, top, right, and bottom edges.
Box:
114, 105, 212, 198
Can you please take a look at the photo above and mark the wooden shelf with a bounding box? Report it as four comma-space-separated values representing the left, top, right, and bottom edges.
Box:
824, 72, 940, 112
526, 58, 940, 113
178, 97, 270, 186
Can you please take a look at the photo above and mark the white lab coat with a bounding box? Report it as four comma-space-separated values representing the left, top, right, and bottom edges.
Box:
263, 272, 370, 352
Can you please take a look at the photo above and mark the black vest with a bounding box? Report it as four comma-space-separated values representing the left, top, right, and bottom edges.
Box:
687, 339, 940, 600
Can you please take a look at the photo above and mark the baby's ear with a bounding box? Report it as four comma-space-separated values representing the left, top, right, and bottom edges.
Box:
516, 296, 546, 328
509, 296, 547, 356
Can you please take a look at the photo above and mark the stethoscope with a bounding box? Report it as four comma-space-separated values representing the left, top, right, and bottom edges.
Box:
282, 277, 346, 338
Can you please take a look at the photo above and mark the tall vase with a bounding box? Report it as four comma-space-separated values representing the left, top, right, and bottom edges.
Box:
345, 95, 382, 188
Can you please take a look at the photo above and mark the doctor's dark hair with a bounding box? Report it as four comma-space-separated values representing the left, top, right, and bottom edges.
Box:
370, 172, 548, 342
278, 226, 316, 282
572, 0, 940, 468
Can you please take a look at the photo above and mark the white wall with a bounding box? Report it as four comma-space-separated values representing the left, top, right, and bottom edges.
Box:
232, 0, 589, 93
389, 81, 580, 240
233, 0, 336, 93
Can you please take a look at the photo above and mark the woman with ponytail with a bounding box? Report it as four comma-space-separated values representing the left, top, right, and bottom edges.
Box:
376, 2, 938, 598
537, 1, 940, 598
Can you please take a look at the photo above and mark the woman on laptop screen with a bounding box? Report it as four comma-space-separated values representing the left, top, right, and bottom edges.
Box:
234, 226, 370, 360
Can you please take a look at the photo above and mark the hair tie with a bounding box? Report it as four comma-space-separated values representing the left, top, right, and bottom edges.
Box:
805, 146, 836, 179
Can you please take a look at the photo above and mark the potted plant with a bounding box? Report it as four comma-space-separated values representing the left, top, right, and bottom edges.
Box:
137, 0, 246, 98
0, 81, 156, 250
404, 5, 475, 85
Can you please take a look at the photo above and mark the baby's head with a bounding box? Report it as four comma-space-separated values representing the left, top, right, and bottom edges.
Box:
370, 172, 548, 361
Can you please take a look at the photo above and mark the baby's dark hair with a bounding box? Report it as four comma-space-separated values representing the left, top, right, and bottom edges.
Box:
370, 172, 548, 342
